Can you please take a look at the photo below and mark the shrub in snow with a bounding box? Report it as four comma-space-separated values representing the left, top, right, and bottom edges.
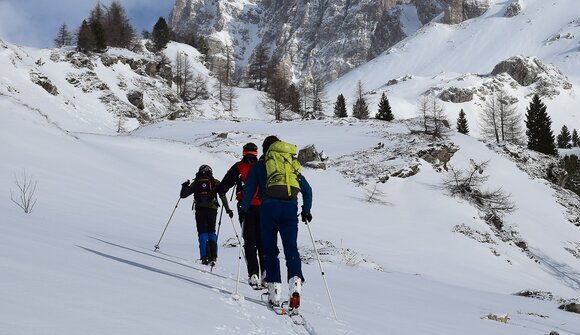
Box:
10, 170, 38, 214
443, 159, 515, 229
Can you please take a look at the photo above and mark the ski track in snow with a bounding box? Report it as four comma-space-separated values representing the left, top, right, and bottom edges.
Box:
83, 237, 320, 335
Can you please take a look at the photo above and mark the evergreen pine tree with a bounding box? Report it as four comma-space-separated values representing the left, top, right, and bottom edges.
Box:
89, 2, 107, 52
285, 83, 302, 115
151, 17, 171, 51
104, 0, 135, 48
77, 20, 96, 53
54, 23, 73, 48
456, 109, 469, 134
572, 129, 579, 147
333, 94, 347, 118
248, 44, 269, 91
375, 92, 394, 121
557, 125, 572, 149
525, 94, 557, 155
352, 80, 369, 120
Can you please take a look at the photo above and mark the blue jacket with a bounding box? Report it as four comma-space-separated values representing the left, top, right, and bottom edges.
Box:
240, 156, 313, 213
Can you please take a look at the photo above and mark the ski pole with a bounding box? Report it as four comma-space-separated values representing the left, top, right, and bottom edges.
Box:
305, 221, 338, 320
212, 188, 235, 273
215, 188, 235, 244
154, 198, 181, 251
232, 218, 246, 301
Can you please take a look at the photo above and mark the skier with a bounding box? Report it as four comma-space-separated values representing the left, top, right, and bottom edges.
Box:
239, 136, 313, 311
181, 164, 231, 266
216, 142, 266, 289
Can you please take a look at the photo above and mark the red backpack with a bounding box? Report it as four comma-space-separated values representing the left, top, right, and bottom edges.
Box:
236, 161, 261, 206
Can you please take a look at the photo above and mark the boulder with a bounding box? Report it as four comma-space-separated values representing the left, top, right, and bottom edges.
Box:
127, 91, 144, 110
298, 144, 326, 169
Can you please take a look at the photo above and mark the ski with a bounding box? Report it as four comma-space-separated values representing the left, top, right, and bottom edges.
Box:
261, 293, 305, 326
282, 301, 305, 325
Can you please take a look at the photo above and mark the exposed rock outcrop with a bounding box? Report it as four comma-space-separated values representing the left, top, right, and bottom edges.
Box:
439, 86, 475, 103
442, 0, 490, 25
30, 72, 58, 96
504, 0, 522, 17
491, 56, 572, 97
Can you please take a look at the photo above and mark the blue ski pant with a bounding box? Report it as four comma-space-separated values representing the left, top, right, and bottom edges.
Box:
195, 206, 218, 258
260, 200, 304, 283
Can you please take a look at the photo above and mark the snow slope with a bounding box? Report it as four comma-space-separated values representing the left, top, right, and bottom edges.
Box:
2, 96, 580, 333
326, 0, 580, 136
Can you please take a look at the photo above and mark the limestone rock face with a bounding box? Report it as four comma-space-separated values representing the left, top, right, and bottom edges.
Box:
169, 0, 446, 82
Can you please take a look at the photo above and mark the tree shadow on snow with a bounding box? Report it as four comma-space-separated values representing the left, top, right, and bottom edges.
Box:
77, 245, 266, 307
529, 247, 580, 291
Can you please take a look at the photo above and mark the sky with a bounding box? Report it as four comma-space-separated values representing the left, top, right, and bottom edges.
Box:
0, 0, 175, 48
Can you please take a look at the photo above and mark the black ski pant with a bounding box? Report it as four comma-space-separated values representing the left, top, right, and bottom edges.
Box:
239, 204, 265, 277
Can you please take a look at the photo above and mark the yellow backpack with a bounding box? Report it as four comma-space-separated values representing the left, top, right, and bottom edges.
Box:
265, 141, 301, 199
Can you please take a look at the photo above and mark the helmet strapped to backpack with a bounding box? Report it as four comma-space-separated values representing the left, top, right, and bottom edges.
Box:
264, 141, 301, 200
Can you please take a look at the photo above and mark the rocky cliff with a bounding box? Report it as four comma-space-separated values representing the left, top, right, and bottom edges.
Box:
170, 0, 456, 82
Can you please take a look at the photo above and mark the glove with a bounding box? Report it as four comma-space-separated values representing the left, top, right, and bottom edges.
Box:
238, 210, 247, 223
226, 209, 234, 219
181, 180, 190, 187
301, 211, 312, 223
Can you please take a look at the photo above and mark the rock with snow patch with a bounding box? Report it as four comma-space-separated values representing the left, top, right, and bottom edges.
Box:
298, 144, 326, 169
439, 86, 474, 103
30, 72, 58, 96
504, 0, 522, 17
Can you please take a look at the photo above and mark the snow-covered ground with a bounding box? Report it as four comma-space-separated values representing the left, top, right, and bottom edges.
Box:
2, 95, 580, 333
2, 0, 580, 333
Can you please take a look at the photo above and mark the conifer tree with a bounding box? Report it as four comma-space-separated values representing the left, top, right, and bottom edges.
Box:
77, 20, 96, 53
375, 92, 394, 121
89, 2, 107, 52
572, 129, 579, 147
525, 94, 557, 155
248, 44, 269, 91
104, 1, 134, 48
54, 23, 73, 48
285, 83, 302, 116
352, 80, 369, 119
333, 94, 347, 118
456, 108, 469, 134
152, 17, 171, 51
557, 125, 572, 149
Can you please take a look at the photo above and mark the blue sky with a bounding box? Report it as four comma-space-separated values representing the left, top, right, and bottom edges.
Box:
0, 0, 175, 48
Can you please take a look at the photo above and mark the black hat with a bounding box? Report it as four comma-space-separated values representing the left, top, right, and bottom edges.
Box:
198, 164, 212, 175
262, 135, 279, 153
242, 142, 258, 156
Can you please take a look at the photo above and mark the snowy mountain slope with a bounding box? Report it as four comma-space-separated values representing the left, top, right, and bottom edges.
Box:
326, 0, 580, 136
2, 94, 580, 333
1, 1, 580, 331
0, 40, 270, 134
